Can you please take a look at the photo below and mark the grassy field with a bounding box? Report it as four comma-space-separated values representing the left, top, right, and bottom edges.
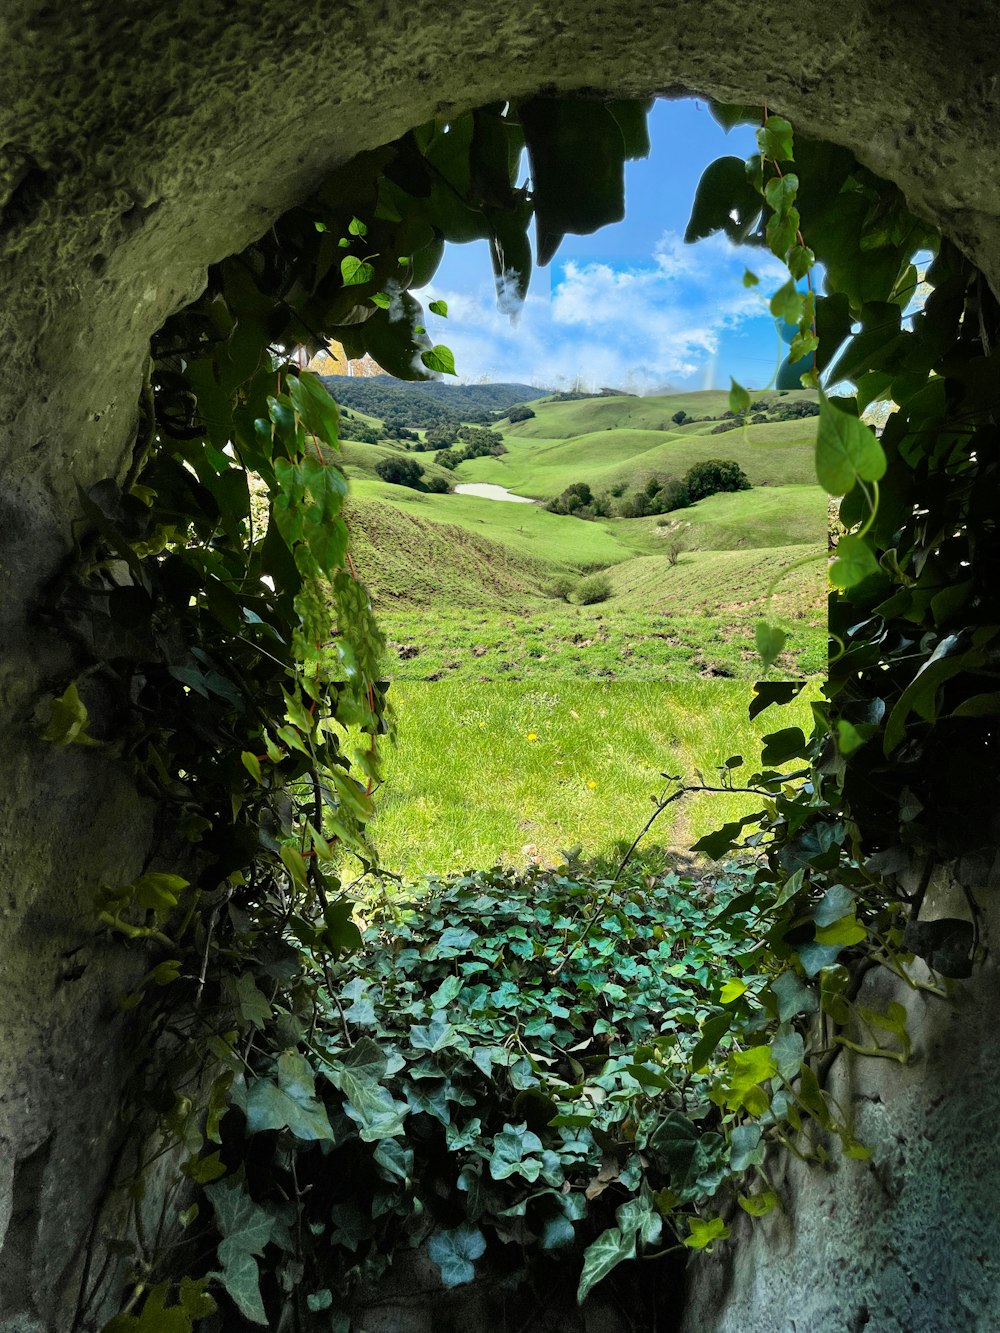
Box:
335, 388, 827, 681
358, 680, 817, 881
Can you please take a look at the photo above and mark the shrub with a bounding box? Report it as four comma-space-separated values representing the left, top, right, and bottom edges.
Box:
671, 409, 689, 425
667, 538, 684, 566
575, 573, 612, 604
426, 476, 450, 494
375, 456, 425, 488
546, 574, 575, 601
212, 863, 765, 1313
683, 458, 752, 502
507, 403, 536, 422
654, 477, 690, 513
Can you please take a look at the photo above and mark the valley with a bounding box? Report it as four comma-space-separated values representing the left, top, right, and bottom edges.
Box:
331, 380, 827, 679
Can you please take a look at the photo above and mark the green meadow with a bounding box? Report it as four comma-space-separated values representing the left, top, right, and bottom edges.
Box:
358, 680, 817, 880
337, 387, 827, 680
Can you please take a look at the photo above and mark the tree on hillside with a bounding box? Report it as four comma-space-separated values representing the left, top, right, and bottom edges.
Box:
683, 459, 752, 501
507, 403, 536, 422
375, 456, 425, 488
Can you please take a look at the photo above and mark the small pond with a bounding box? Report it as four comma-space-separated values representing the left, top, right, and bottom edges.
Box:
453, 482, 537, 504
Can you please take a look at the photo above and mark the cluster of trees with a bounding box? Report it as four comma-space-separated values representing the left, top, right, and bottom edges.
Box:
546, 459, 752, 520
373, 455, 449, 492
506, 403, 536, 422
320, 375, 541, 432
434, 426, 507, 469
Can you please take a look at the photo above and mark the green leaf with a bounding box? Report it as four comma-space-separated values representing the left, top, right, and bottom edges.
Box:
420, 344, 457, 375
771, 1025, 805, 1080
729, 1123, 765, 1172
815, 394, 886, 496
348, 216, 368, 236
244, 1053, 334, 1142
770, 971, 817, 1024
814, 915, 867, 947
41, 680, 101, 747
427, 1224, 487, 1287
764, 173, 798, 215
370, 291, 391, 308
132, 872, 188, 911
812, 884, 856, 927
760, 726, 806, 766
520, 98, 634, 265
428, 299, 448, 317
307, 1289, 334, 1312
541, 1214, 576, 1249
690, 1012, 733, 1070
738, 1189, 778, 1217
341, 255, 375, 287
289, 372, 342, 451
769, 279, 804, 324
228, 973, 273, 1028
729, 377, 750, 415
684, 156, 763, 244
756, 116, 794, 162
755, 621, 787, 670
205, 1176, 275, 1325
720, 979, 748, 1004
577, 1225, 636, 1303
743, 268, 759, 287
241, 750, 262, 782
831, 534, 879, 589
684, 1216, 731, 1250
490, 1122, 544, 1181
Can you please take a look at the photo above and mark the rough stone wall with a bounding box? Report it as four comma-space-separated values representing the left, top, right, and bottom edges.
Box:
682, 886, 1000, 1333
2, 2, 1000, 1328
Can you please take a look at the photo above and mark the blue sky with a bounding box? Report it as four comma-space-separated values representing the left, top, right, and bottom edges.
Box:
419, 99, 792, 394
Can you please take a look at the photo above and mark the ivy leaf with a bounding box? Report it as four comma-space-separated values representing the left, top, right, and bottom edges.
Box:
684, 156, 763, 244
244, 1052, 334, 1141
41, 680, 101, 747
770, 1025, 805, 1080
729, 1123, 765, 1172
205, 1176, 275, 1325
370, 291, 391, 309
427, 1224, 486, 1287
420, 344, 457, 375
428, 298, 448, 317
743, 268, 759, 287
729, 377, 750, 415
738, 1189, 778, 1217
812, 884, 856, 927
769, 279, 804, 324
577, 1225, 636, 1303
489, 1122, 544, 1181
541, 1214, 576, 1249
757, 116, 794, 162
760, 727, 806, 766
347, 216, 368, 236
815, 394, 887, 495
755, 621, 787, 670
769, 971, 817, 1024
684, 1216, 731, 1250
830, 534, 879, 589
341, 255, 375, 287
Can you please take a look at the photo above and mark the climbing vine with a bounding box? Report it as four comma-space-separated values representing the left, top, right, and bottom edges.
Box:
39, 92, 997, 1329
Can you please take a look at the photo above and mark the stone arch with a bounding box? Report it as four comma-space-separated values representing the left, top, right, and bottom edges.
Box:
2, 5, 999, 1328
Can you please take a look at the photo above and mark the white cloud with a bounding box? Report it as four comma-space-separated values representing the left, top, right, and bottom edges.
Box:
420, 230, 790, 393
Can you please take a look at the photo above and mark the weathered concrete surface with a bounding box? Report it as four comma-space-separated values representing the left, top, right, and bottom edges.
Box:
2, 1, 1000, 1328
682, 887, 1000, 1333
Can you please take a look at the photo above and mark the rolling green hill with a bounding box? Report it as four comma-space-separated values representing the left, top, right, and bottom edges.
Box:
459, 419, 818, 495
325, 384, 826, 680
346, 499, 550, 609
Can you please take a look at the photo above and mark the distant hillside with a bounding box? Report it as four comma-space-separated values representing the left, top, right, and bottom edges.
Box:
346, 498, 550, 610
320, 376, 545, 431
